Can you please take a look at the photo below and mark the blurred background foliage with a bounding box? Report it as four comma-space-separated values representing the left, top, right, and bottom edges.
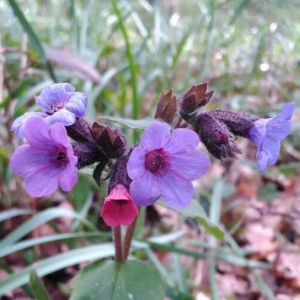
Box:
0, 0, 300, 299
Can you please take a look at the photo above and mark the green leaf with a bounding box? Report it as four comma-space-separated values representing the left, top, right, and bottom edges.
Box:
100, 116, 155, 130
29, 268, 51, 300
71, 259, 164, 300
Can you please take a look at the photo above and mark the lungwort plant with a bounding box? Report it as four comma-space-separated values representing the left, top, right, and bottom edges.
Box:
8, 82, 294, 299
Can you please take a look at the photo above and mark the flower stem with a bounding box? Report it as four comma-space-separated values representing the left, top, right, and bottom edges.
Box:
114, 226, 123, 262
123, 217, 138, 260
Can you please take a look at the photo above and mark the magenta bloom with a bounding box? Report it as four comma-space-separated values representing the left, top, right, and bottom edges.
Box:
100, 184, 138, 227
249, 102, 295, 174
127, 122, 211, 209
10, 117, 78, 197
11, 83, 87, 139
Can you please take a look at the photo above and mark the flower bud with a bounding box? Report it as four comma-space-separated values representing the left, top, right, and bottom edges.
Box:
179, 83, 214, 124
154, 90, 178, 125
195, 113, 242, 160
72, 142, 106, 169
66, 118, 98, 145
91, 122, 127, 159
207, 110, 257, 137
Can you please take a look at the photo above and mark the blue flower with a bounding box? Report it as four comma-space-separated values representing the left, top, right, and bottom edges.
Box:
11, 83, 87, 139
249, 102, 295, 174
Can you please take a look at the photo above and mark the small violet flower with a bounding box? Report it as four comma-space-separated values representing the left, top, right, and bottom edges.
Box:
10, 117, 78, 197
11, 83, 87, 139
100, 184, 138, 227
249, 102, 295, 174
127, 122, 211, 209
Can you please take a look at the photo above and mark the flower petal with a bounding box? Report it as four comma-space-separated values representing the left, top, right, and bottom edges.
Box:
10, 146, 53, 178
101, 200, 138, 227
58, 163, 78, 192
280, 102, 295, 119
127, 146, 147, 179
140, 122, 171, 151
35, 83, 74, 112
160, 172, 194, 209
11, 112, 48, 139
46, 109, 75, 126
257, 150, 269, 174
164, 128, 200, 154
249, 121, 266, 147
260, 137, 280, 165
100, 185, 138, 227
49, 122, 71, 148
24, 118, 56, 150
168, 150, 210, 181
65, 92, 88, 117
129, 171, 161, 206
267, 118, 292, 141
24, 166, 59, 197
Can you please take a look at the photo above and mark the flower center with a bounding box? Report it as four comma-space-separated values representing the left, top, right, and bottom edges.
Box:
145, 148, 168, 174
53, 145, 69, 167
47, 104, 63, 115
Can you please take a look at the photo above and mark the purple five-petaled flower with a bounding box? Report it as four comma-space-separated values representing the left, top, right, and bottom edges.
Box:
11, 83, 87, 139
10, 117, 78, 197
248, 102, 295, 174
127, 122, 211, 209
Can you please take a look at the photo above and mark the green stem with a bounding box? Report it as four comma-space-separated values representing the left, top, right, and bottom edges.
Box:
123, 217, 138, 260
114, 226, 123, 262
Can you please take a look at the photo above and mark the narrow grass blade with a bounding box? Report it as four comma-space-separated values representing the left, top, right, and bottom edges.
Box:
0, 208, 95, 247
0, 209, 32, 223
0, 232, 111, 258
111, 0, 139, 121
0, 244, 115, 295
29, 268, 51, 300
229, 0, 250, 25
7, 0, 57, 82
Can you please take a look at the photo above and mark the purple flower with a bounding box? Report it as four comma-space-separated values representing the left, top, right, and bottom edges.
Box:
11, 83, 87, 139
10, 117, 78, 197
11, 112, 48, 140
249, 102, 295, 174
127, 122, 211, 209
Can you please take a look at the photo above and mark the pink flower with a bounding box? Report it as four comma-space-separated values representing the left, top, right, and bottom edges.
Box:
100, 184, 138, 227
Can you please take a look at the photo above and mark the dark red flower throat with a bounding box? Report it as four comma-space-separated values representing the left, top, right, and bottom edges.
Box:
145, 148, 168, 173
53, 145, 69, 167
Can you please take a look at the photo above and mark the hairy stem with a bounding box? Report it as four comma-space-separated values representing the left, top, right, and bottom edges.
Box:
114, 226, 123, 262
123, 217, 138, 260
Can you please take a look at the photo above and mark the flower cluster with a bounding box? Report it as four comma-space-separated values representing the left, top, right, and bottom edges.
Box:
10, 82, 295, 229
